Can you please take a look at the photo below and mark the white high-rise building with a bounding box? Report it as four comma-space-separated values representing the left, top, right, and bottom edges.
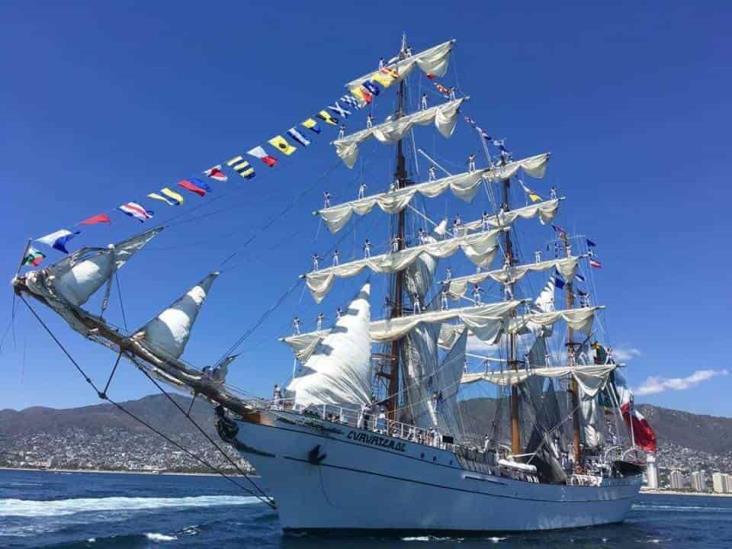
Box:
690, 471, 707, 492
712, 472, 727, 494
726, 474, 732, 494
645, 454, 659, 489
669, 470, 685, 490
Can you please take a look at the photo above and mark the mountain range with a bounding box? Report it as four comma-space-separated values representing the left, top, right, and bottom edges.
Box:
1, 394, 730, 473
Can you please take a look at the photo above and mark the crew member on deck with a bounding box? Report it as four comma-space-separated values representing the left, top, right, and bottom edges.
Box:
273, 384, 283, 409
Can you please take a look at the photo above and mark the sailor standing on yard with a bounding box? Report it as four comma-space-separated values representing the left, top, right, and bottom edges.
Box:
467, 153, 476, 172
481, 210, 491, 231
332, 249, 340, 266
316, 312, 325, 331
366, 114, 374, 130
391, 235, 400, 253
441, 285, 450, 310
338, 124, 346, 139
412, 292, 422, 315
323, 191, 331, 208
311, 253, 321, 271
472, 283, 483, 304
363, 239, 372, 258
273, 384, 283, 410
292, 316, 302, 335
358, 182, 368, 199
428, 165, 437, 181
420, 93, 428, 111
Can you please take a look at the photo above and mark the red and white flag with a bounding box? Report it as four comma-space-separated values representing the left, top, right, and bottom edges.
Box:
247, 145, 277, 167
203, 164, 228, 182
118, 202, 153, 222
589, 257, 602, 269
615, 373, 657, 453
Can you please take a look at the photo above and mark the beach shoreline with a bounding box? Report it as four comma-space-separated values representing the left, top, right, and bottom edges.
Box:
0, 466, 256, 478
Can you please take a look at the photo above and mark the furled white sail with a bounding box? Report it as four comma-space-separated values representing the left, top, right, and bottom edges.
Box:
461, 364, 617, 387
283, 300, 522, 362
30, 228, 163, 307
462, 198, 559, 233
580, 393, 605, 449
137, 272, 218, 360
445, 256, 579, 299
345, 40, 455, 91
306, 227, 504, 303
317, 154, 550, 234
509, 307, 599, 335
334, 99, 465, 168
287, 284, 372, 408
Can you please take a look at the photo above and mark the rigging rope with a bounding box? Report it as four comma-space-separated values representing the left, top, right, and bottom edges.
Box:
20, 295, 276, 509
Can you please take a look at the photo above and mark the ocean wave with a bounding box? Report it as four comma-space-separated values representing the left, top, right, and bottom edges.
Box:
146, 532, 178, 542
0, 495, 260, 517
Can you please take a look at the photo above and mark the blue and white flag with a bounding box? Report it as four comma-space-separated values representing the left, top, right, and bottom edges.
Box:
36, 229, 80, 254
575, 272, 586, 283
287, 127, 311, 147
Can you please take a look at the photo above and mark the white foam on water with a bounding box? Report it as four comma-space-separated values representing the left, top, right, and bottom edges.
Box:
0, 495, 260, 518
488, 537, 507, 543
146, 532, 178, 542
402, 536, 431, 541
633, 503, 731, 513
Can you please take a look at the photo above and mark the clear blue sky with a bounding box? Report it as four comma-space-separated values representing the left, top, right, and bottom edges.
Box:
1, 1, 730, 416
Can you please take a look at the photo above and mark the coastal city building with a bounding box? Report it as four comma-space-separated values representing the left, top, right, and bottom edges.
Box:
712, 472, 728, 494
669, 470, 685, 490
690, 471, 707, 492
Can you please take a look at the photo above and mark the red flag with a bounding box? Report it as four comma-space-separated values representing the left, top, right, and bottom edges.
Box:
621, 402, 657, 453
80, 213, 111, 225
178, 179, 207, 197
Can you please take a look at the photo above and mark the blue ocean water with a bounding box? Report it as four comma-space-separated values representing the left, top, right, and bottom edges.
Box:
1, 469, 731, 548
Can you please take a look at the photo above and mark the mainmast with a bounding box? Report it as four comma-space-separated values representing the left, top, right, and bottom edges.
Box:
561, 231, 582, 467
501, 165, 521, 457
386, 35, 410, 419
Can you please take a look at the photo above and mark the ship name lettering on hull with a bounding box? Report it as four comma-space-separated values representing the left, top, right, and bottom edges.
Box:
347, 430, 406, 452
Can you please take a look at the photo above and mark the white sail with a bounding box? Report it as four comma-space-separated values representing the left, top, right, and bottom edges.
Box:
317, 154, 550, 234
334, 98, 465, 168
345, 40, 455, 91
137, 272, 218, 360
462, 198, 559, 233
31, 228, 163, 307
533, 276, 557, 314
401, 324, 440, 429
461, 364, 617, 387
509, 306, 600, 335
283, 300, 522, 362
434, 328, 468, 435
445, 256, 578, 299
287, 283, 372, 408
306, 227, 504, 303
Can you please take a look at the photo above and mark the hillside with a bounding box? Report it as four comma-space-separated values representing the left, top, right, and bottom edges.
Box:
1, 394, 730, 473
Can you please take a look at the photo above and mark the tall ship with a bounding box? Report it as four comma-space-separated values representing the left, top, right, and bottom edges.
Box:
12, 37, 656, 534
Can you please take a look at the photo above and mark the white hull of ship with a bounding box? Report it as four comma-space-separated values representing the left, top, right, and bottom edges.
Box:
229, 410, 641, 534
